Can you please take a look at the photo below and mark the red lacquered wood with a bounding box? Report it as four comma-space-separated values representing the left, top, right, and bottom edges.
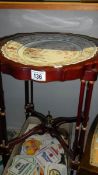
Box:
72, 80, 86, 159
0, 33, 98, 81
83, 82, 94, 127
77, 115, 98, 175
8, 123, 44, 148
72, 69, 97, 161
76, 80, 86, 127
78, 80, 95, 159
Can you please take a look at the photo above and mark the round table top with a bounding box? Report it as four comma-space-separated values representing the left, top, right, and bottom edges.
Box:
0, 32, 98, 82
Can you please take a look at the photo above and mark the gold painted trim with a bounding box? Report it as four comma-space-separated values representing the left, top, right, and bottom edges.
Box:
82, 125, 87, 130
76, 126, 80, 130
89, 81, 95, 84
0, 112, 5, 116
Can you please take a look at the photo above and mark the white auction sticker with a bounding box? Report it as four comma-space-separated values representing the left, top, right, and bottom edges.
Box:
31, 70, 46, 81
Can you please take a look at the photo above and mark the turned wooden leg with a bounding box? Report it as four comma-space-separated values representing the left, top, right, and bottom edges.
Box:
73, 80, 86, 159
0, 72, 8, 166
24, 80, 30, 119
72, 69, 97, 173
78, 81, 94, 159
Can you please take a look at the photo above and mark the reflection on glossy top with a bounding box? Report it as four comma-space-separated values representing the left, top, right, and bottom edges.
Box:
1, 33, 97, 67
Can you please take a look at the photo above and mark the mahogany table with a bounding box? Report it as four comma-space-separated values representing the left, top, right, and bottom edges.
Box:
0, 32, 98, 173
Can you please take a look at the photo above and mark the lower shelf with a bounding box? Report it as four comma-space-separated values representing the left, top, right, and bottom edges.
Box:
3, 116, 72, 175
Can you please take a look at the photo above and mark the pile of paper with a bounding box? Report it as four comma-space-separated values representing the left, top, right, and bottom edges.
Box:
7, 123, 68, 175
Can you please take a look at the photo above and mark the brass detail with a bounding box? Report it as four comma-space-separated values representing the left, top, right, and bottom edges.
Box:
82, 125, 87, 130
81, 80, 85, 83
0, 144, 3, 147
0, 140, 9, 149
0, 112, 5, 116
76, 126, 80, 130
89, 81, 94, 84
71, 160, 80, 164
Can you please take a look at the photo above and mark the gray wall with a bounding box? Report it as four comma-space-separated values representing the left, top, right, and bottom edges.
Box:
0, 10, 98, 129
